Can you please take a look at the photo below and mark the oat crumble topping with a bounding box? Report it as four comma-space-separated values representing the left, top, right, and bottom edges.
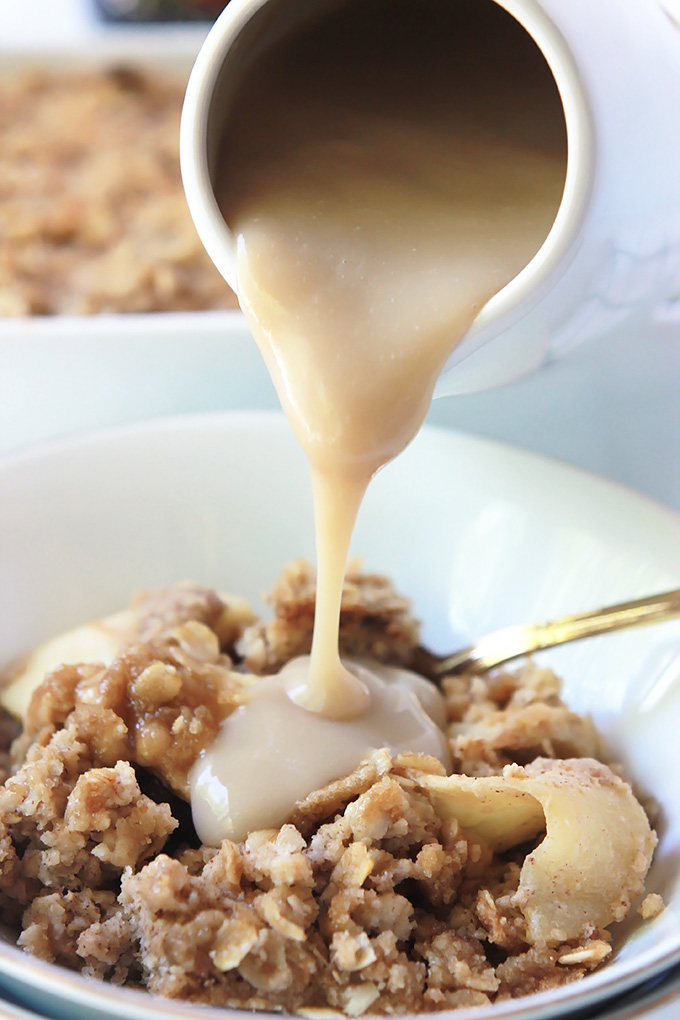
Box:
0, 68, 240, 316
0, 564, 660, 1014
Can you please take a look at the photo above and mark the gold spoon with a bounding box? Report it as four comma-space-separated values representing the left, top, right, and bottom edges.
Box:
414, 588, 680, 678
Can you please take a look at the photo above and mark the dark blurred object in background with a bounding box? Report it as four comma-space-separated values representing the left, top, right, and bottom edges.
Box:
94, 0, 227, 22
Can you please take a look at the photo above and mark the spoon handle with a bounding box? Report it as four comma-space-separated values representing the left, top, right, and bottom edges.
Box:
434, 588, 680, 675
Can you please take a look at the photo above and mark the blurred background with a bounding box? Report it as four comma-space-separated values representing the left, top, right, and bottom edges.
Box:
94, 0, 227, 21
0, 0, 678, 513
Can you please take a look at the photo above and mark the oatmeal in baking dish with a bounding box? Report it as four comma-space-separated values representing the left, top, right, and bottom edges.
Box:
0, 564, 660, 1015
0, 68, 239, 316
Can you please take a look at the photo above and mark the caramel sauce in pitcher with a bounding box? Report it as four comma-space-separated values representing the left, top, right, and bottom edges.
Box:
190, 0, 567, 842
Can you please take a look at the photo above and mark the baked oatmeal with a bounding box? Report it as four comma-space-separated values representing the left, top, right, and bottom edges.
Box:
0, 68, 239, 316
0, 564, 660, 1014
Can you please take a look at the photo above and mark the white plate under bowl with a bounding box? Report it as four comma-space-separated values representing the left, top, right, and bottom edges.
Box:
0, 411, 679, 1020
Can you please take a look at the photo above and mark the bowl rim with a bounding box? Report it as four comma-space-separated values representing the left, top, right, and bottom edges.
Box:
0, 411, 679, 1020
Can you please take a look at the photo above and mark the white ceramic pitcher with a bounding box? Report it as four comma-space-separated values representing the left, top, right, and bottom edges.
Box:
180, 0, 680, 395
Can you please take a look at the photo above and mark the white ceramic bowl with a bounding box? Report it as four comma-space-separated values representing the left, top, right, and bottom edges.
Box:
0, 411, 679, 1020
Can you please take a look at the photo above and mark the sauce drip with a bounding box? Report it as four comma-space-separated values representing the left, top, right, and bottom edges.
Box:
191, 661, 450, 843
191, 0, 567, 842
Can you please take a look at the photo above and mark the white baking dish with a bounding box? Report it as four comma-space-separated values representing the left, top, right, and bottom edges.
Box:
0, 27, 273, 455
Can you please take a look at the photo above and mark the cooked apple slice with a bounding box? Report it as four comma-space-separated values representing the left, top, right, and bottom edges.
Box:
0, 609, 135, 720
419, 758, 656, 945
